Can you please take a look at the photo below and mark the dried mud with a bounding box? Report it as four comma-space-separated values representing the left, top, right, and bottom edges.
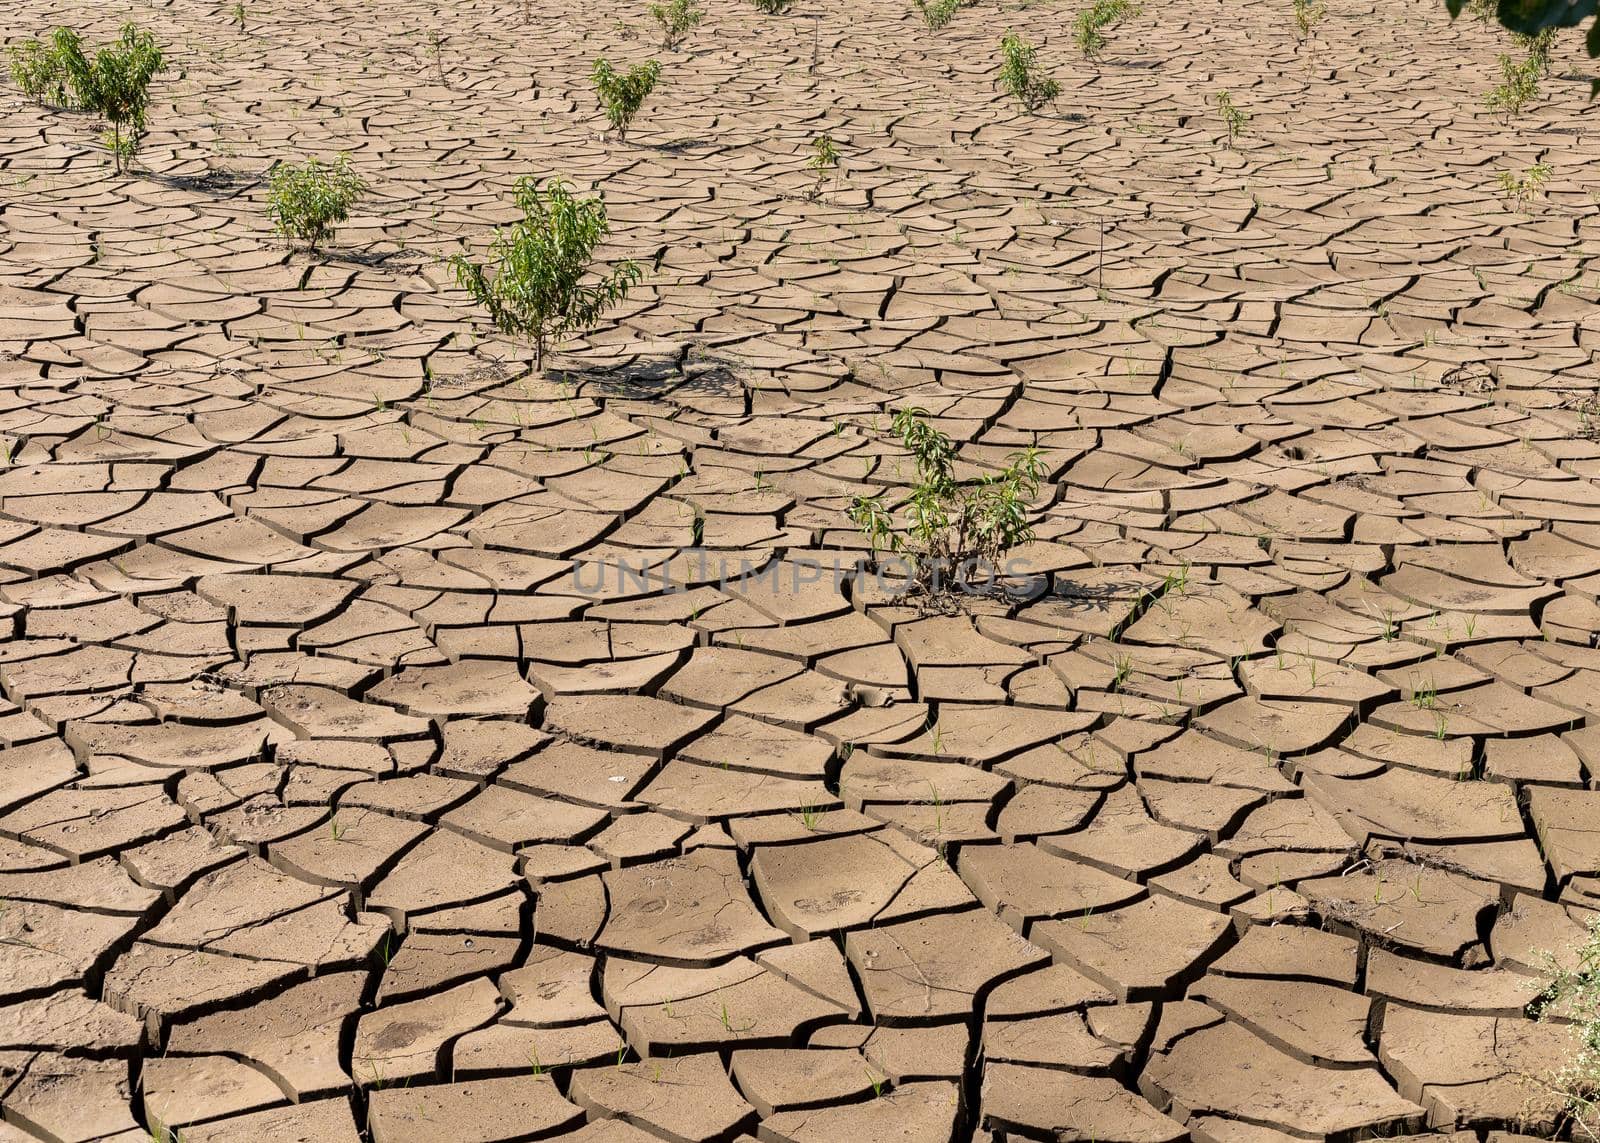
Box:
1, 0, 1600, 1139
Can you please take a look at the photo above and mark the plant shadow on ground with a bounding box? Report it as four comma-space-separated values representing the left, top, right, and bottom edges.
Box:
644, 137, 722, 155
1032, 110, 1088, 123
328, 247, 432, 270
857, 574, 1148, 618
556, 352, 751, 400
140, 166, 260, 197
1047, 577, 1150, 612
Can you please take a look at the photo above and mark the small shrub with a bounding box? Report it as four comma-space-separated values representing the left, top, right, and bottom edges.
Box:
266, 155, 366, 252
807, 133, 839, 200
422, 29, 448, 85
1075, 11, 1113, 58
5, 28, 86, 107
649, 0, 703, 47
1496, 160, 1550, 208
1073, 10, 1108, 57
1073, 0, 1139, 59
1292, 0, 1326, 42
915, 0, 960, 30
450, 176, 644, 372
1486, 51, 1540, 118
1532, 916, 1600, 1136
591, 57, 661, 142
5, 39, 49, 102
75, 23, 166, 173
230, 2, 247, 29
1517, 27, 1556, 74
1567, 392, 1600, 441
751, 0, 792, 11
849, 408, 1045, 596
1213, 89, 1248, 146
999, 32, 1059, 111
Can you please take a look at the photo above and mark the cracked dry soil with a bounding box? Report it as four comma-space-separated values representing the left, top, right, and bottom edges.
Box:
2, 0, 1600, 1140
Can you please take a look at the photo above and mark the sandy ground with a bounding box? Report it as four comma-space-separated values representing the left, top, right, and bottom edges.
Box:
2, 0, 1600, 1138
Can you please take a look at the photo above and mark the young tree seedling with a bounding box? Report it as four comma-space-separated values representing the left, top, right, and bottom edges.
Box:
422, 29, 449, 85
450, 176, 644, 372
1213, 89, 1248, 147
807, 133, 840, 201
6, 27, 88, 106
1486, 51, 1539, 119
649, 0, 703, 48
1292, 0, 1326, 44
915, 0, 959, 30
1530, 919, 1600, 1136
1497, 161, 1552, 207
1073, 0, 1140, 60
1517, 27, 1556, 75
61, 23, 166, 173
266, 154, 366, 253
591, 57, 661, 142
848, 407, 1045, 597
999, 31, 1060, 111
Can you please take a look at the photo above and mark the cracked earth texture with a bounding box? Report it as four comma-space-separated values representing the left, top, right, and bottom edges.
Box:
2, 0, 1600, 1139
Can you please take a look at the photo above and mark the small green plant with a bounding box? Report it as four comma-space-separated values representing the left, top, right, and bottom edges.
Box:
1569, 392, 1600, 442
751, 0, 792, 11
1486, 51, 1540, 119
451, 176, 644, 372
717, 1001, 756, 1032
807, 133, 840, 201
999, 32, 1059, 110
1214, 89, 1248, 146
1517, 27, 1556, 74
591, 57, 661, 142
6, 28, 87, 107
1074, 10, 1108, 58
848, 407, 1045, 595
266, 154, 365, 253
422, 29, 448, 84
1291, 0, 1326, 42
865, 1066, 885, 1097
230, 2, 247, 29
915, 0, 960, 30
145, 1110, 181, 1143
649, 0, 703, 47
1496, 160, 1551, 208
1532, 916, 1600, 1137
94, 25, 165, 173
1073, 0, 1140, 60
48, 23, 166, 173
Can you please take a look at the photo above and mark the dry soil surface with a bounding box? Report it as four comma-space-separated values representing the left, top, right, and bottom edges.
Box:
2, 0, 1600, 1139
